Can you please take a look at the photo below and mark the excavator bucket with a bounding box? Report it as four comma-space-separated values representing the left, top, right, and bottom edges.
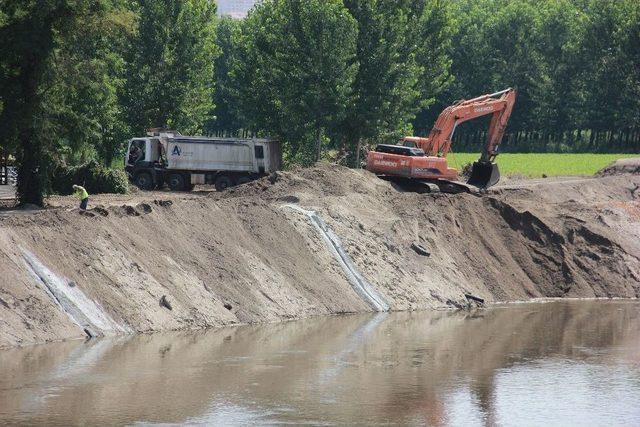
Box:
467, 161, 501, 189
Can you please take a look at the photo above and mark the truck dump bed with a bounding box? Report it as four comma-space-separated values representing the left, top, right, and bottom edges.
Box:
165, 137, 280, 174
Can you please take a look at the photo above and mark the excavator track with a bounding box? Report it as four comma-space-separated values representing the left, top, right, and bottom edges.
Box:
433, 180, 478, 194
379, 176, 478, 195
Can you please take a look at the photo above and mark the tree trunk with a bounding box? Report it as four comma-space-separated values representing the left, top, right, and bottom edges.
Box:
16, 52, 46, 206
589, 129, 596, 149
355, 138, 362, 168
5, 13, 59, 207
608, 130, 615, 150
315, 127, 322, 163
103, 147, 114, 168
623, 128, 630, 147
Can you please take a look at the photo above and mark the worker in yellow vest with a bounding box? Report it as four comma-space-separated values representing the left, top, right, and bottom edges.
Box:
72, 184, 89, 210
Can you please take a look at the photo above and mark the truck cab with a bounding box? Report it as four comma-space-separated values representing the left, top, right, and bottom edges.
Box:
125, 131, 181, 190
125, 138, 166, 166
125, 138, 163, 190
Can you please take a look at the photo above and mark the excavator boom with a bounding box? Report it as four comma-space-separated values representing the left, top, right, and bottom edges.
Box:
366, 88, 517, 190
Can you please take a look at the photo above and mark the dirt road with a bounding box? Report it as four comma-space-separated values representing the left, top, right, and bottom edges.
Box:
1, 160, 638, 348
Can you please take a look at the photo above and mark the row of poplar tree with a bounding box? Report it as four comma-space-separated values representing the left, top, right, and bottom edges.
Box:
1, 0, 639, 204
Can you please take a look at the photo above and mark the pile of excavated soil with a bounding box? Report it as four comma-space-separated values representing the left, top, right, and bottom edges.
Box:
597, 158, 640, 177
1, 163, 639, 348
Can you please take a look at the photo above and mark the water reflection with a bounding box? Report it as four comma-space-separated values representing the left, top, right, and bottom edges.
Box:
0, 300, 639, 426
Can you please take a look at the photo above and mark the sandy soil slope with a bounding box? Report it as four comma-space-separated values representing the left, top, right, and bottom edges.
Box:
1, 160, 639, 348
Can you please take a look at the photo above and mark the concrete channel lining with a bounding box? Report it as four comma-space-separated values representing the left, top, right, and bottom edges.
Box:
21, 248, 129, 338
282, 204, 389, 312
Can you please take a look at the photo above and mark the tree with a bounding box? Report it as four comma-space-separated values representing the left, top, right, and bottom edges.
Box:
0, 0, 126, 206
339, 0, 455, 165
529, 0, 583, 136
450, 0, 546, 134
206, 16, 245, 136
341, 0, 417, 164
576, 0, 640, 150
408, 0, 456, 137
240, 0, 358, 164
421, 0, 557, 151
47, 7, 135, 166
421, 0, 640, 153
121, 0, 218, 135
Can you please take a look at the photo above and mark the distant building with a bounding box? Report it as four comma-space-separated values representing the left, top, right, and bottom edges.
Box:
217, 0, 258, 19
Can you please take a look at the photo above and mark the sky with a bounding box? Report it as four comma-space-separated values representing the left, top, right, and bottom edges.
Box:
217, 0, 258, 19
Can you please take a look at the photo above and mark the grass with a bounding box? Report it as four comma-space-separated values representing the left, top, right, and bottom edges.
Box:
446, 153, 640, 177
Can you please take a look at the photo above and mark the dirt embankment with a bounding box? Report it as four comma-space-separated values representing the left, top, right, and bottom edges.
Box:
1, 161, 639, 348
597, 158, 640, 177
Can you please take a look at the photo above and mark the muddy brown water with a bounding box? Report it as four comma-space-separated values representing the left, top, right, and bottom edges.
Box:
1, 300, 639, 426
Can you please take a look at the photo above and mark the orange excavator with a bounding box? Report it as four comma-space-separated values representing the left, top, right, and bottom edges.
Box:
366, 88, 517, 192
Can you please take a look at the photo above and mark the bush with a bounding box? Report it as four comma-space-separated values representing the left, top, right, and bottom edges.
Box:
51, 160, 129, 195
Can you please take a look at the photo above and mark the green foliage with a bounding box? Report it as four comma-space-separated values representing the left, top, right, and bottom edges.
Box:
422, 0, 640, 153
240, 0, 358, 164
51, 160, 129, 195
411, 0, 456, 132
577, 0, 640, 131
121, 0, 219, 135
206, 17, 245, 135
0, 0, 131, 206
341, 0, 432, 163
46, 6, 136, 166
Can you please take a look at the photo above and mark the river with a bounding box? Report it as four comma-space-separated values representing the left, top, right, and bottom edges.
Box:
1, 300, 639, 426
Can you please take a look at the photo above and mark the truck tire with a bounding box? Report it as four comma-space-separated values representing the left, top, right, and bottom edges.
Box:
215, 175, 232, 192
134, 172, 154, 191
168, 173, 186, 191
155, 176, 165, 190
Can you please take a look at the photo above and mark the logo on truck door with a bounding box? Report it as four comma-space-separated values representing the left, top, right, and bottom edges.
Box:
172, 146, 181, 156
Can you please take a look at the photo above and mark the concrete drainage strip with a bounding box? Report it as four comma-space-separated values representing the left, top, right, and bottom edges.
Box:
21, 248, 129, 338
282, 204, 389, 312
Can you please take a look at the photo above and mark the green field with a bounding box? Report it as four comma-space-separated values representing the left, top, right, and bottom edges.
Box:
446, 153, 640, 177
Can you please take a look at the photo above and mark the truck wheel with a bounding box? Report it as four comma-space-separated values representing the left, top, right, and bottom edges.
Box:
168, 173, 186, 191
155, 177, 165, 190
215, 175, 232, 192
134, 172, 154, 191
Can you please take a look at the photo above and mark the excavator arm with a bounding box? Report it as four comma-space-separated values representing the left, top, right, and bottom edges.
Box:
421, 88, 517, 188
422, 88, 517, 159
478, 89, 517, 162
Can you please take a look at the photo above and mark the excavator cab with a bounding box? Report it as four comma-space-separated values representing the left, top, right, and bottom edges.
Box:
467, 161, 501, 189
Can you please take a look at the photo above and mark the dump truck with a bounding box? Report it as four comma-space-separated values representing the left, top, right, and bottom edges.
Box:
125, 131, 281, 191
367, 88, 517, 192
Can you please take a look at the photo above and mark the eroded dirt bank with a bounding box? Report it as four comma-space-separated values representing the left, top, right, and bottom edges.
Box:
1, 163, 639, 348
